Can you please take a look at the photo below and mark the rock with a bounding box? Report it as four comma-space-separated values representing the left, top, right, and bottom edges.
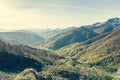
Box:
14, 68, 44, 80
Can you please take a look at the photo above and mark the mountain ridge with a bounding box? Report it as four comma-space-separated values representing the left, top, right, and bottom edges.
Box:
0, 39, 62, 73
58, 27, 120, 69
0, 31, 44, 45
37, 17, 120, 50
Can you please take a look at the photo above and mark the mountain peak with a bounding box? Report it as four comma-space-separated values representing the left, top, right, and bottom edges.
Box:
93, 22, 102, 26
106, 17, 120, 25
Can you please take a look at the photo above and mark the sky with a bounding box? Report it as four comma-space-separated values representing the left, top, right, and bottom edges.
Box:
0, 0, 120, 30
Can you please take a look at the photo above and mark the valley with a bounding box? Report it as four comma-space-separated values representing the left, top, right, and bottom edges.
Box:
0, 18, 120, 80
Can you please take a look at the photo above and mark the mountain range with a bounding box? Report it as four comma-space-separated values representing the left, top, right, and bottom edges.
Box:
0, 17, 120, 80
0, 31, 44, 45
37, 17, 120, 50
58, 27, 120, 67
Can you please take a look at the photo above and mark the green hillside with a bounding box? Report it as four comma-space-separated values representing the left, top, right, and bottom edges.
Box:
56, 27, 120, 79
28, 27, 76, 39
37, 18, 120, 51
13, 27, 120, 80
0, 39, 63, 73
39, 27, 98, 50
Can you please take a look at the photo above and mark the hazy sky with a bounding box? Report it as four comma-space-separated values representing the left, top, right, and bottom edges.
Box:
0, 0, 120, 30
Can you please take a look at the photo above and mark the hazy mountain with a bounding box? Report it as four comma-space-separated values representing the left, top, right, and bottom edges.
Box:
38, 27, 98, 50
27, 27, 76, 39
37, 17, 120, 50
0, 31, 44, 45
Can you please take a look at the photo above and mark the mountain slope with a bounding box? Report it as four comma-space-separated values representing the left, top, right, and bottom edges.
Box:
79, 27, 120, 68
28, 27, 76, 39
39, 27, 98, 50
0, 31, 44, 45
0, 40, 62, 73
37, 18, 120, 50
13, 27, 120, 80
58, 27, 120, 70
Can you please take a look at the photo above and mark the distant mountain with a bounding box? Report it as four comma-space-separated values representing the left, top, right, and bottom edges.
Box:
0, 40, 62, 73
37, 17, 120, 50
84, 17, 120, 33
39, 27, 98, 50
0, 31, 44, 45
27, 27, 76, 39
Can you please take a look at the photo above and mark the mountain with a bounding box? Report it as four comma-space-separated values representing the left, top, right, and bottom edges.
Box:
37, 18, 120, 50
58, 27, 120, 72
12, 26, 120, 79
84, 17, 120, 33
50, 27, 120, 80
27, 27, 76, 39
0, 40, 62, 73
0, 31, 44, 45
1, 18, 120, 80
38, 27, 98, 50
